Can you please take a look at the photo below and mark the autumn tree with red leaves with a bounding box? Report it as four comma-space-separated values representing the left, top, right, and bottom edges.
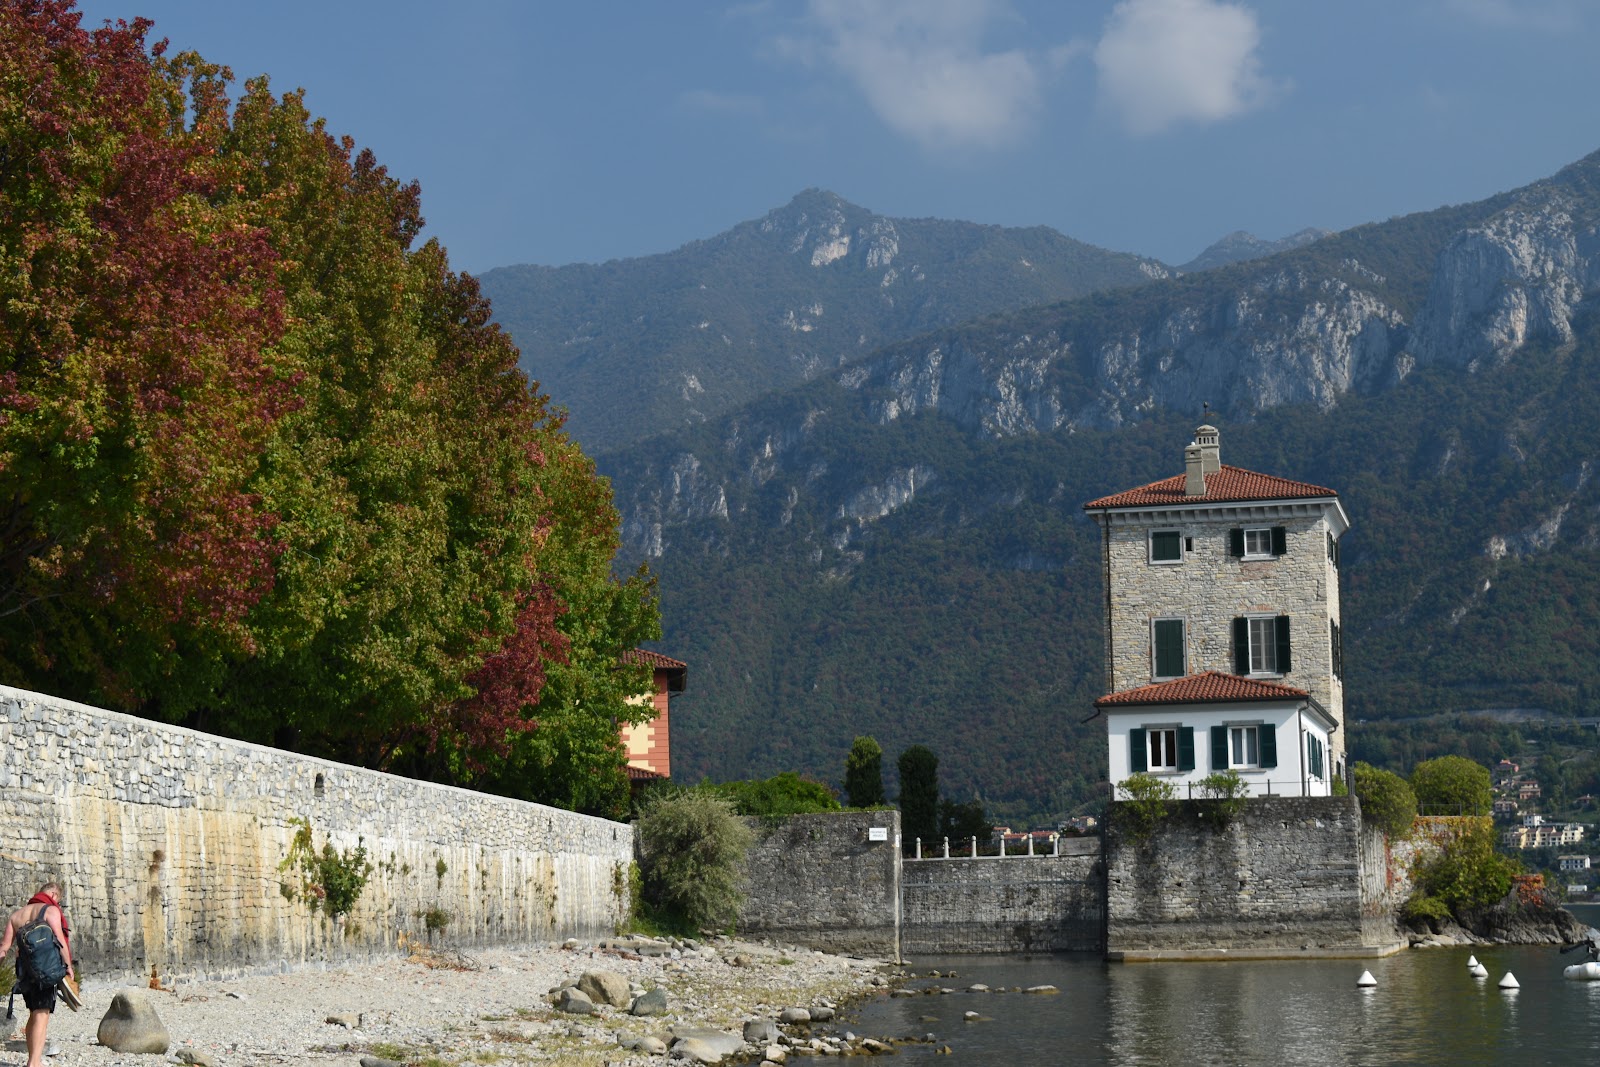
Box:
0, 1, 659, 816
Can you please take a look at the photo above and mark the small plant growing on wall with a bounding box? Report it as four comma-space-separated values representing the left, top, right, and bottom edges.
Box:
278, 817, 374, 922
1195, 770, 1249, 830
1117, 773, 1176, 842
420, 905, 451, 943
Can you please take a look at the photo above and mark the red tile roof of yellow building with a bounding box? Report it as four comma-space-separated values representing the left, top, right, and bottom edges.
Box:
1083, 465, 1338, 510
1096, 671, 1310, 708
623, 649, 687, 669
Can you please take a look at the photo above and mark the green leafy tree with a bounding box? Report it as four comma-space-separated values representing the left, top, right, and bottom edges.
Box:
1411, 756, 1492, 816
1116, 772, 1176, 841
1354, 762, 1418, 838
635, 788, 754, 931
1409, 818, 1521, 918
938, 798, 990, 846
898, 745, 940, 847
709, 772, 840, 819
844, 736, 886, 808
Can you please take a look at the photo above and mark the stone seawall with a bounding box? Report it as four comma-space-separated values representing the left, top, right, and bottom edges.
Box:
0, 686, 633, 983
902, 839, 1103, 954
738, 811, 899, 959
1105, 796, 1401, 959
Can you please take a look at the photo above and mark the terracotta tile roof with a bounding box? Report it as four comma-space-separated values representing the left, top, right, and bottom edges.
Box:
1095, 671, 1309, 708
1083, 465, 1338, 510
626, 765, 666, 781
623, 649, 687, 669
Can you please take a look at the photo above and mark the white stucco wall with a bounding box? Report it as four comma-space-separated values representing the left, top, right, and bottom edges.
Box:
1105, 699, 1335, 798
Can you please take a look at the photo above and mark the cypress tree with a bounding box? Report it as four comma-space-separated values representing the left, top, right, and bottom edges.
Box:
898, 745, 940, 848
844, 736, 886, 808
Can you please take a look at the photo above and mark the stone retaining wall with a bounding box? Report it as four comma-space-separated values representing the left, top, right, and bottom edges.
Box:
737, 812, 899, 959
0, 686, 633, 983
1105, 796, 1400, 958
902, 838, 1104, 954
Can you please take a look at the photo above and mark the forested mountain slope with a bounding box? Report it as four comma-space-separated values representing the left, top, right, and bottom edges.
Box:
601, 150, 1600, 824
480, 190, 1168, 453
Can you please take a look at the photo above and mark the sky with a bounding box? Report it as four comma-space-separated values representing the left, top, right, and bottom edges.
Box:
74, 0, 1600, 275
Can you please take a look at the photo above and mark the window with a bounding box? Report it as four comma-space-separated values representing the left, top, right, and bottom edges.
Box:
1210, 724, 1278, 770
1330, 619, 1344, 681
1152, 619, 1185, 679
1230, 526, 1287, 559
1327, 532, 1340, 569
1306, 735, 1326, 780
1128, 726, 1195, 774
1150, 530, 1183, 563
1233, 615, 1291, 675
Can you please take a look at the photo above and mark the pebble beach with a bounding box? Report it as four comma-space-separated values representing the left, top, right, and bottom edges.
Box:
5, 935, 896, 1067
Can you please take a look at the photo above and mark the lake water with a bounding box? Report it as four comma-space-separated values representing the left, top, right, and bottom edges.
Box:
842, 908, 1600, 1065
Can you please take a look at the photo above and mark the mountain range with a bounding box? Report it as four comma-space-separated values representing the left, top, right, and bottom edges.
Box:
487, 151, 1600, 825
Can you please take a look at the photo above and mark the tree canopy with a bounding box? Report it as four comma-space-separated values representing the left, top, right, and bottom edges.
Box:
0, 2, 658, 815
1411, 756, 1493, 817
844, 735, 886, 808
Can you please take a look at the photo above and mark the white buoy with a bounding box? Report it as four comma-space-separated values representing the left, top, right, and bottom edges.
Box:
1498, 972, 1520, 989
1471, 963, 1488, 978
1467, 955, 1480, 969
1357, 970, 1377, 987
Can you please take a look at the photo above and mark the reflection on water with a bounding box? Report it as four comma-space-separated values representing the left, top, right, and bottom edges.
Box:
842, 941, 1600, 1065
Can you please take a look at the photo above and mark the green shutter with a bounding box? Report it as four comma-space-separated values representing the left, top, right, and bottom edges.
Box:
1154, 619, 1185, 677
1229, 528, 1245, 557
1151, 530, 1181, 561
1129, 728, 1147, 773
1233, 617, 1250, 674
1259, 725, 1278, 769
1275, 615, 1291, 672
1271, 526, 1287, 556
1178, 727, 1196, 772
1211, 725, 1229, 770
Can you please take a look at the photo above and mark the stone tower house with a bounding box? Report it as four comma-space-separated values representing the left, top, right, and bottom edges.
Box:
1083, 425, 1350, 793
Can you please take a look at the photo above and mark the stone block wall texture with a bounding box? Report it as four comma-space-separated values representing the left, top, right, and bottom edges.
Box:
737, 811, 900, 959
1102, 507, 1344, 755
901, 838, 1104, 954
0, 686, 633, 983
1105, 796, 1382, 954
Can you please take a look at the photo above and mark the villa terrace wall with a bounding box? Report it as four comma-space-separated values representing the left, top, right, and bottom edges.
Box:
0, 686, 633, 983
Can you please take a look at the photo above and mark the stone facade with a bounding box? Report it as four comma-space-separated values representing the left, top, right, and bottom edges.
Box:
0, 686, 633, 982
1104, 796, 1400, 959
737, 812, 900, 959
901, 838, 1103, 954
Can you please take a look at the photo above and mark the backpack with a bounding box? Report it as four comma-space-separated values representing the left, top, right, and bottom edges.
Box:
16, 905, 68, 987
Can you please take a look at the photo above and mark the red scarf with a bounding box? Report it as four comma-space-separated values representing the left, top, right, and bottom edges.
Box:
25, 892, 69, 946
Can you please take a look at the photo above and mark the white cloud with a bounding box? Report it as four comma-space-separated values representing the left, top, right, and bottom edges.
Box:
803, 0, 1047, 152
1094, 0, 1277, 135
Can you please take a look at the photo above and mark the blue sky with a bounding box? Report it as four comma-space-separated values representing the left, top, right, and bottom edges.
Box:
76, 0, 1600, 275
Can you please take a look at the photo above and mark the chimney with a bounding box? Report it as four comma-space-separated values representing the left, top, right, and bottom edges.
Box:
1184, 442, 1206, 496
1194, 423, 1221, 473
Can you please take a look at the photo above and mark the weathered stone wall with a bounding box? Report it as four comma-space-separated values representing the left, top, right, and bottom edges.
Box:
738, 811, 900, 959
1105, 796, 1398, 958
0, 686, 632, 983
901, 838, 1104, 954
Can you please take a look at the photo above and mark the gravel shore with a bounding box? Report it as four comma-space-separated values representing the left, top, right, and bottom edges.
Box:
5, 936, 894, 1067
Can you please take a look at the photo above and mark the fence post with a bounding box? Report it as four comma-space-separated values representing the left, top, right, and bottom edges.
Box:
1027, 834, 1035, 857
971, 836, 978, 858
1053, 835, 1060, 857
942, 836, 950, 859
915, 837, 922, 860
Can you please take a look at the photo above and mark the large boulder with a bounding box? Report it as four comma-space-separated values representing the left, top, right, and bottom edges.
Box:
630, 987, 669, 1016
97, 989, 171, 1054
669, 1026, 744, 1061
555, 987, 595, 1015
577, 969, 632, 1008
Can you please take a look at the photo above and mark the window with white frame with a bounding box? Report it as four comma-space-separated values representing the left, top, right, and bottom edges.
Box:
1210, 723, 1277, 771
1243, 527, 1274, 559
1306, 735, 1326, 780
1149, 529, 1183, 564
1152, 618, 1185, 679
1230, 525, 1286, 559
1146, 727, 1179, 771
1234, 615, 1290, 675
1230, 725, 1259, 768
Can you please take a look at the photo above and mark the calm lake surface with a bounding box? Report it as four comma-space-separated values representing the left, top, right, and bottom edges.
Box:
842, 909, 1600, 1065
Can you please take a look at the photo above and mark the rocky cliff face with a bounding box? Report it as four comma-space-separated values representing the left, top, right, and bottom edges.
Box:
611, 153, 1600, 559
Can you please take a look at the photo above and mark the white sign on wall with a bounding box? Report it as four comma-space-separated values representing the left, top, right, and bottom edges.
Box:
868, 827, 888, 842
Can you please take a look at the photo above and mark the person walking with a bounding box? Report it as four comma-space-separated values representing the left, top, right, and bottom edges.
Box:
1, 882, 74, 1067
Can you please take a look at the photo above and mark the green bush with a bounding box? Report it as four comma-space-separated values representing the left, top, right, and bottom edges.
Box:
1402, 893, 1452, 925
844, 736, 886, 808
709, 772, 840, 820
1196, 770, 1249, 829
1117, 773, 1176, 841
1411, 818, 1520, 915
1411, 755, 1492, 816
636, 788, 755, 931
1353, 762, 1417, 838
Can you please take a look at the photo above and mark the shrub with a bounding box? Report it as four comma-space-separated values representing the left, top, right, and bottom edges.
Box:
710, 772, 840, 820
1195, 770, 1249, 829
636, 788, 755, 931
1353, 762, 1417, 839
1410, 818, 1520, 915
844, 736, 886, 808
1411, 756, 1492, 816
1117, 773, 1176, 841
